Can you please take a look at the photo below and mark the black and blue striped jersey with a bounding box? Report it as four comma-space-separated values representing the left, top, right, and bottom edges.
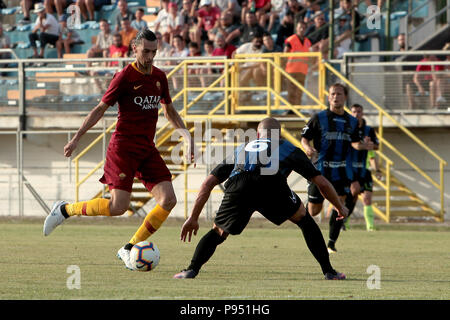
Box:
210, 139, 321, 183
350, 119, 379, 180
301, 109, 360, 183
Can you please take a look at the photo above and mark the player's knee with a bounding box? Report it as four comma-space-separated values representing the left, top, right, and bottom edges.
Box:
289, 205, 306, 224
159, 194, 177, 211
212, 224, 229, 241
109, 204, 129, 216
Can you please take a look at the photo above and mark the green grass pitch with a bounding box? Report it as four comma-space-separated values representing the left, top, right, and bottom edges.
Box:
0, 217, 449, 300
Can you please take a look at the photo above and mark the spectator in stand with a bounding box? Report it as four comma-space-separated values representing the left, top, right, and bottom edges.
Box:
284, 20, 311, 106
194, 0, 221, 47
187, 41, 203, 86
119, 18, 138, 48
0, 22, 11, 74
262, 31, 282, 53
44, 0, 75, 21
170, 35, 189, 89
331, 0, 361, 57
87, 19, 113, 59
0, 23, 11, 59
241, 0, 271, 29
153, 31, 173, 69
131, 8, 148, 31
213, 32, 236, 58
200, 39, 215, 84
107, 33, 128, 66
56, 14, 83, 58
263, 0, 286, 32
212, 0, 241, 19
75, 0, 111, 22
114, 0, 134, 32
414, 55, 446, 108
305, 11, 328, 51
180, 0, 197, 44
155, 0, 172, 44
227, 10, 265, 46
303, 0, 323, 26
275, 10, 294, 48
28, 3, 60, 58
166, 2, 185, 45
282, 0, 305, 30
232, 31, 265, 103
19, 0, 43, 25
208, 11, 240, 47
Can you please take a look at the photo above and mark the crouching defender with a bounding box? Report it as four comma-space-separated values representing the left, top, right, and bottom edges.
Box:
173, 117, 348, 280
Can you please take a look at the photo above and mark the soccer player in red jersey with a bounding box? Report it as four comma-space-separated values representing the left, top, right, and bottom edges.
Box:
43, 29, 195, 270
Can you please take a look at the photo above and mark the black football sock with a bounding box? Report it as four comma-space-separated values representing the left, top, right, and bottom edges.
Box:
345, 194, 357, 217
296, 212, 335, 275
328, 209, 343, 247
187, 229, 226, 273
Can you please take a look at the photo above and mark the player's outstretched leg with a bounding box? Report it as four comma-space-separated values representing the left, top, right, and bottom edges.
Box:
174, 228, 226, 279
43, 198, 111, 236
295, 211, 346, 280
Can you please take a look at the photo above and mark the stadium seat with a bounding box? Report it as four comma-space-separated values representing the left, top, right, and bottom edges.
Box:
17, 24, 33, 32
1, 6, 20, 15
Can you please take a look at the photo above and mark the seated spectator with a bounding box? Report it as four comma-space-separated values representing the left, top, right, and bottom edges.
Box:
76, 0, 112, 22
305, 11, 328, 50
155, 0, 172, 44
212, 33, 236, 59
263, 0, 285, 32
194, 0, 221, 47
280, 0, 305, 30
303, 0, 323, 26
166, 2, 185, 45
119, 18, 138, 48
131, 8, 148, 31
413, 55, 446, 108
187, 41, 203, 86
208, 11, 240, 47
333, 0, 360, 54
114, 0, 134, 32
180, 0, 197, 44
232, 31, 265, 102
44, 0, 75, 21
0, 22, 11, 75
154, 31, 173, 68
212, 0, 241, 19
227, 11, 265, 46
241, 0, 271, 29
170, 35, 189, 89
19, 0, 43, 25
87, 19, 113, 58
56, 14, 83, 58
107, 33, 128, 66
262, 31, 282, 53
275, 10, 294, 48
28, 3, 60, 58
0, 23, 11, 59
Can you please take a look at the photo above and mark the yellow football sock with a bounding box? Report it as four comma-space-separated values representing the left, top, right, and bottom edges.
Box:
65, 198, 111, 217
129, 204, 170, 245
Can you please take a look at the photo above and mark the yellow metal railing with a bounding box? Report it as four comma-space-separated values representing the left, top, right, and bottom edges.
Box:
71, 54, 446, 222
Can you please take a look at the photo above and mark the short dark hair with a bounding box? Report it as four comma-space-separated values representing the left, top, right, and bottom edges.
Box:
351, 103, 363, 110
189, 42, 199, 49
134, 28, 157, 45
204, 40, 214, 46
329, 83, 348, 96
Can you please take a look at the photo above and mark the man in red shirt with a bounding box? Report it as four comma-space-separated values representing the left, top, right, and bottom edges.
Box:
43, 29, 195, 270
193, 0, 221, 46
107, 33, 128, 66
413, 55, 445, 108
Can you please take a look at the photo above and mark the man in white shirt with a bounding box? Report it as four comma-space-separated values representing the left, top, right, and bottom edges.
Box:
28, 3, 60, 58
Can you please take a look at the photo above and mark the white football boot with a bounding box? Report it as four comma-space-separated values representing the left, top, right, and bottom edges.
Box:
117, 247, 136, 271
43, 200, 68, 236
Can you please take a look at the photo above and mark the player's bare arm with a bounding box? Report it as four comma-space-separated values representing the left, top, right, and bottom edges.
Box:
311, 175, 349, 219
351, 137, 375, 151
180, 174, 221, 242
300, 137, 317, 158
162, 102, 195, 164
64, 101, 109, 157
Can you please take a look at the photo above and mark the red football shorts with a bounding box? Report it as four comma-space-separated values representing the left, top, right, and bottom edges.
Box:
99, 136, 172, 193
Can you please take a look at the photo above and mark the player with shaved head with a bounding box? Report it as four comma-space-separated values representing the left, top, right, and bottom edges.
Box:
174, 117, 348, 280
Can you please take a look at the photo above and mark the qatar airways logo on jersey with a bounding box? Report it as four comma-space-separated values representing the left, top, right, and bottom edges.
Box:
134, 95, 161, 110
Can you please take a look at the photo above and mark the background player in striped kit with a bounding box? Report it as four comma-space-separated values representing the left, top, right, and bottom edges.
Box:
301, 84, 375, 253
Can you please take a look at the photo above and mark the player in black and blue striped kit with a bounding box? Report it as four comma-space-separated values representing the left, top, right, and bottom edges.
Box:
301, 84, 375, 253
173, 118, 348, 280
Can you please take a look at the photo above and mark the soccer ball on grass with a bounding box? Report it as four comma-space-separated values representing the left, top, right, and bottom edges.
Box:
130, 241, 160, 272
